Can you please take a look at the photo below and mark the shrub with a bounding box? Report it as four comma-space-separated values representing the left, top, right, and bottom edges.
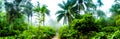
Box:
95, 18, 107, 27
16, 26, 56, 39
0, 36, 16, 39
58, 26, 80, 39
113, 30, 120, 39
71, 14, 100, 33
116, 19, 120, 26
115, 15, 120, 26
0, 21, 22, 37
0, 21, 27, 37
101, 26, 118, 33
0, 17, 28, 37
92, 32, 106, 39
114, 15, 120, 20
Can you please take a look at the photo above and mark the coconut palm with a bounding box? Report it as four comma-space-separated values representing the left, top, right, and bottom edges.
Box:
74, 0, 103, 14
110, 2, 120, 17
56, 0, 103, 25
34, 2, 50, 26
20, 0, 33, 23
4, 0, 23, 23
4, 0, 34, 23
56, 0, 76, 25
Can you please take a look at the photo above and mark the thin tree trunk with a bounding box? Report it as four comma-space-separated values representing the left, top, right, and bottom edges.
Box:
42, 14, 45, 26
28, 16, 30, 30
68, 9, 72, 29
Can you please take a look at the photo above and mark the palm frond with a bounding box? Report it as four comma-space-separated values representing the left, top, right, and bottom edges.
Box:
56, 10, 65, 15
58, 3, 65, 9
46, 9, 50, 15
57, 13, 64, 22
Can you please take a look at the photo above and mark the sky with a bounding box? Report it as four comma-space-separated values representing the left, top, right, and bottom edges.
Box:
31, 0, 115, 26
100, 0, 114, 17
31, 0, 65, 27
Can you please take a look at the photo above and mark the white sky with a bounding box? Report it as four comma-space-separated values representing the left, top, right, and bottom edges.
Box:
31, 0, 115, 26
100, 0, 114, 17
31, 0, 64, 26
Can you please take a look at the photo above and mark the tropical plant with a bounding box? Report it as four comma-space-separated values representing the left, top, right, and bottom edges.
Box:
71, 14, 100, 33
0, 26, 56, 39
110, 2, 120, 17
96, 10, 106, 18
16, 26, 56, 39
20, 0, 33, 23
34, 2, 50, 26
56, 0, 76, 25
58, 25, 80, 39
56, 0, 104, 25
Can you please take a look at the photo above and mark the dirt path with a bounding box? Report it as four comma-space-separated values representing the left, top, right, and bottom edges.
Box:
52, 33, 59, 39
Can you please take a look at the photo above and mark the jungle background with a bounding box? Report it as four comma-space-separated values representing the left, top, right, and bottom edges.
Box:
0, 0, 120, 39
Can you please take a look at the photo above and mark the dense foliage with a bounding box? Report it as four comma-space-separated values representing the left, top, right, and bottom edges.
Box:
0, 0, 120, 39
0, 26, 56, 39
71, 14, 100, 33
58, 25, 80, 39
58, 14, 120, 39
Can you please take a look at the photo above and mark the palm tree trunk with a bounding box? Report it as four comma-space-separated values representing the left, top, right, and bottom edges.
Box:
43, 14, 45, 26
28, 16, 30, 30
68, 9, 72, 29
67, 15, 72, 29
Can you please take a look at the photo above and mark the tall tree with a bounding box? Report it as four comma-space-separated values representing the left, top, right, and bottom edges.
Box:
4, 0, 23, 23
34, 2, 50, 26
67, 0, 103, 18
56, 0, 104, 25
109, 0, 120, 26
71, 0, 97, 13
56, 0, 76, 25
96, 10, 106, 18
4, 0, 33, 23
110, 2, 120, 17
20, 0, 33, 23
4, 0, 34, 30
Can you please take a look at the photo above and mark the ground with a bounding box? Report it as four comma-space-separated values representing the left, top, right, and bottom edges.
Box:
52, 33, 59, 39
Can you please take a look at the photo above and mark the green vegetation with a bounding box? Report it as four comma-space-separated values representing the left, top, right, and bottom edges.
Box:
0, 26, 56, 39
58, 14, 120, 39
0, 0, 120, 39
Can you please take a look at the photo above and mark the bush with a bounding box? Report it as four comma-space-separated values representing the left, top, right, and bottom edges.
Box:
58, 14, 102, 39
0, 20, 22, 37
16, 26, 56, 39
58, 26, 98, 39
95, 18, 107, 27
101, 26, 118, 33
116, 19, 120, 26
0, 20, 27, 37
92, 32, 106, 39
58, 26, 80, 39
0, 16, 28, 37
113, 30, 120, 39
71, 14, 100, 33
115, 15, 120, 26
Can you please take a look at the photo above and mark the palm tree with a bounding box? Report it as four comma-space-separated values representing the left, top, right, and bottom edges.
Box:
4, 0, 23, 23
34, 2, 50, 26
56, 0, 104, 25
56, 0, 75, 25
110, 2, 120, 17
40, 5, 50, 26
4, 0, 34, 30
4, 0, 34, 23
73, 0, 103, 14
20, 0, 33, 23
